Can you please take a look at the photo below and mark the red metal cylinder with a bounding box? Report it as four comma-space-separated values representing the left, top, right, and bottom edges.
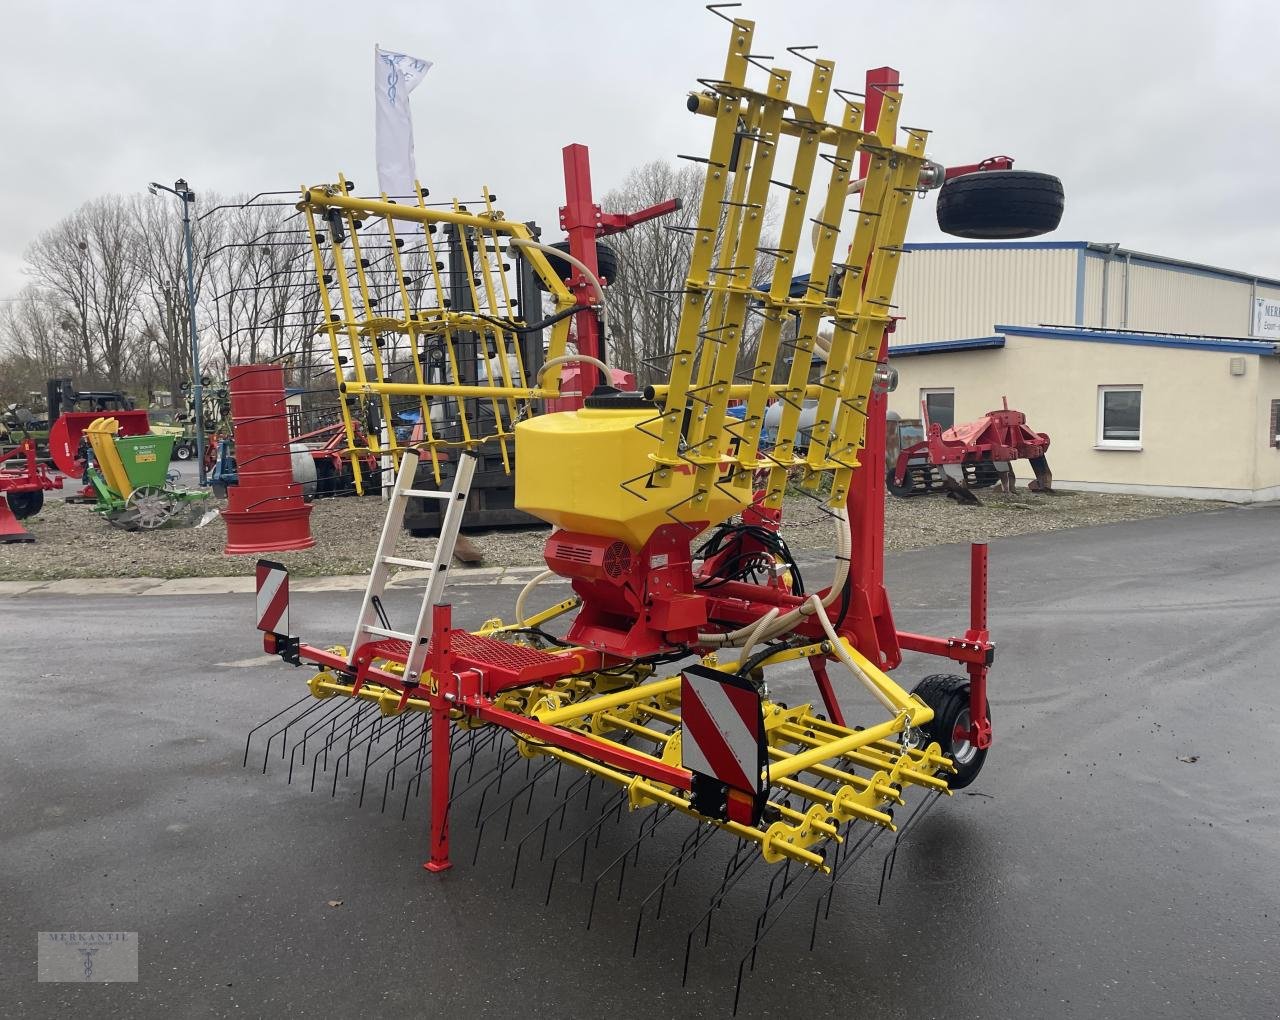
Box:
222, 364, 314, 555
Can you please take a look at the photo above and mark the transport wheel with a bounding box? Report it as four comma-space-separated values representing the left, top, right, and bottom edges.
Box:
174, 442, 193, 461
936, 170, 1064, 239
7, 489, 44, 520
911, 673, 989, 789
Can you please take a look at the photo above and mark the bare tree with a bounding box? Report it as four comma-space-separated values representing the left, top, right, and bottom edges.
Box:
600, 160, 778, 388
26, 197, 147, 389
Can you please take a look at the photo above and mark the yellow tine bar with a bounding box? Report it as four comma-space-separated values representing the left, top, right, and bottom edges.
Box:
767, 713, 906, 782
653, 18, 755, 479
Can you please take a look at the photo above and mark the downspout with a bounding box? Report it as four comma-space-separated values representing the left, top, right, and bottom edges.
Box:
1100, 242, 1119, 328
1122, 252, 1131, 329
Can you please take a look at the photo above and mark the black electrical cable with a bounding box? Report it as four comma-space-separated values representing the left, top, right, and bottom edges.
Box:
468, 304, 590, 335
693, 520, 805, 595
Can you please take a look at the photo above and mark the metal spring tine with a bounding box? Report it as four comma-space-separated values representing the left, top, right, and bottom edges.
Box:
785, 44, 821, 66
877, 791, 943, 905
284, 698, 358, 782
244, 692, 314, 767
447, 733, 516, 813
455, 726, 504, 795
676, 153, 726, 169
397, 725, 486, 823
809, 822, 887, 951
334, 699, 371, 775
732, 864, 826, 1015
508, 770, 595, 888
381, 720, 431, 813
631, 822, 715, 956
310, 700, 372, 792
682, 843, 764, 986
359, 714, 426, 808
471, 758, 559, 867
328, 705, 388, 796
587, 794, 628, 870
832, 85, 867, 105
355, 710, 400, 804
750, 858, 793, 966
585, 805, 678, 930
544, 789, 628, 906
261, 696, 338, 774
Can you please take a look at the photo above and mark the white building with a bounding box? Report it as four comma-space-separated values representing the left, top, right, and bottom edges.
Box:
883, 242, 1280, 502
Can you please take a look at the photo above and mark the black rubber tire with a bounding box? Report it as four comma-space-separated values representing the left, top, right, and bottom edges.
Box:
936, 170, 1064, 239
885, 468, 919, 499
911, 673, 989, 789
969, 462, 1001, 489
7, 489, 44, 520
532, 240, 619, 289
174, 442, 193, 461
313, 459, 338, 499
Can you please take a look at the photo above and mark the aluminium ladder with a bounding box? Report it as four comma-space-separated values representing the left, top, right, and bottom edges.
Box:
348, 449, 477, 686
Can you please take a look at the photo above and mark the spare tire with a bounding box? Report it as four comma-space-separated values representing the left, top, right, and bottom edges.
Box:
936, 170, 1064, 239
532, 240, 619, 290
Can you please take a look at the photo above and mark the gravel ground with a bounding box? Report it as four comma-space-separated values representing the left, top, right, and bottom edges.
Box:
0, 487, 1219, 581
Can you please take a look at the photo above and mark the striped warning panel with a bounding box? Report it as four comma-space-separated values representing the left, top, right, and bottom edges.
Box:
680, 664, 764, 796
255, 560, 290, 635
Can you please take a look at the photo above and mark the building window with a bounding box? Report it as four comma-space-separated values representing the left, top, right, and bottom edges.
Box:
1271, 400, 1280, 448
921, 388, 955, 431
1097, 385, 1142, 449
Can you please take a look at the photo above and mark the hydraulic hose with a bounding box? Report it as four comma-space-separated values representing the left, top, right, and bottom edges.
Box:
536, 354, 612, 389
515, 569, 556, 627
508, 237, 609, 329
697, 507, 851, 648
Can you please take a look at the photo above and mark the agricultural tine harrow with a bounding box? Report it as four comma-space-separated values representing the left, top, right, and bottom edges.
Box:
239, 2, 1037, 1004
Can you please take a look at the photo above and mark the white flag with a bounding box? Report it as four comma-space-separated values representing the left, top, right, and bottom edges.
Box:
374, 46, 432, 201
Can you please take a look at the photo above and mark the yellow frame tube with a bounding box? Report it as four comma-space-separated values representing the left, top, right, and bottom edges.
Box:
533, 677, 683, 726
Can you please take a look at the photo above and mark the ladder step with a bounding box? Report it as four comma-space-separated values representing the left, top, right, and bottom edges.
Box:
382, 556, 435, 569
401, 488, 453, 500
361, 625, 414, 641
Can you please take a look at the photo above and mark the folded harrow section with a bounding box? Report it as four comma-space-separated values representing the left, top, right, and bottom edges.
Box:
298, 183, 580, 491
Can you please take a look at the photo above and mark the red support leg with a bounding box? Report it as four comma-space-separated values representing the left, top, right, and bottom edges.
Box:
424, 702, 452, 872
966, 543, 993, 750
809, 657, 846, 727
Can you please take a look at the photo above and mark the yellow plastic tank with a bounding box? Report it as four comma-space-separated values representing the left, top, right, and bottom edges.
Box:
515, 401, 749, 549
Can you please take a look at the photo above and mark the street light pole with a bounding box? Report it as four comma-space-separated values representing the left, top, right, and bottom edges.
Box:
149, 178, 206, 485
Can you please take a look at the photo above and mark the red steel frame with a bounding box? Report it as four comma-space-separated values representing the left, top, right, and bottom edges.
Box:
840, 66, 993, 749
558, 143, 680, 404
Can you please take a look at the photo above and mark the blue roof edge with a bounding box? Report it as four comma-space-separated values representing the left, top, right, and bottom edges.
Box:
890, 336, 1006, 357
995, 324, 1280, 355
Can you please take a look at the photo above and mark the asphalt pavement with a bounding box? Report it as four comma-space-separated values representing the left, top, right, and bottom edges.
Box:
1, 504, 1277, 1018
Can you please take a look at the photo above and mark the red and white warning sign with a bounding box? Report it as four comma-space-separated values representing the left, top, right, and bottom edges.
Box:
681, 664, 766, 823
255, 559, 290, 635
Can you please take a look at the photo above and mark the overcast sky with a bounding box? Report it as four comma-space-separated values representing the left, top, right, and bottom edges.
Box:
3, 0, 1278, 303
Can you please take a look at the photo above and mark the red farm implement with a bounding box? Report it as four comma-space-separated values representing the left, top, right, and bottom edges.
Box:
0, 437, 62, 542
888, 399, 1053, 504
